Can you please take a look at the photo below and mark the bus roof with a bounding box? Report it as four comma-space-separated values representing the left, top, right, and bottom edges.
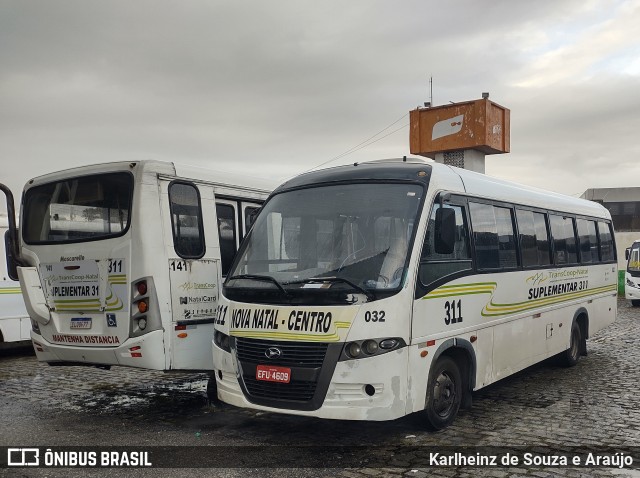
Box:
273, 157, 611, 220
24, 160, 275, 194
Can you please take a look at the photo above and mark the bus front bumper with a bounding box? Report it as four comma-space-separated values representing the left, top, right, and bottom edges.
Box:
214, 343, 409, 421
625, 287, 640, 301
30, 329, 167, 370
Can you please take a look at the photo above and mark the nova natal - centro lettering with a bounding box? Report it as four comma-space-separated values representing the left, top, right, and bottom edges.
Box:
231, 308, 333, 333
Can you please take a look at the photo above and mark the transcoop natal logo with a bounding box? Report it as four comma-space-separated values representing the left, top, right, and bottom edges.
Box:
7, 448, 40, 466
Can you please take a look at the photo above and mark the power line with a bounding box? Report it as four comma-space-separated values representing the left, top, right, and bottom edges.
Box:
305, 113, 410, 173
339, 122, 409, 158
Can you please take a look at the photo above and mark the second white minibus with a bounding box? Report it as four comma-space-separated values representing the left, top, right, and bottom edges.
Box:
1, 160, 271, 375
625, 240, 640, 306
212, 158, 617, 429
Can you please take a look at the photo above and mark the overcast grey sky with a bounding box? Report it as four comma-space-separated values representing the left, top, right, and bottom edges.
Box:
1, 0, 639, 211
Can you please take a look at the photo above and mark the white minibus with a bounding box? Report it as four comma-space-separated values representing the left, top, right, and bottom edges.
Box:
212, 158, 617, 429
625, 240, 640, 306
1, 161, 271, 377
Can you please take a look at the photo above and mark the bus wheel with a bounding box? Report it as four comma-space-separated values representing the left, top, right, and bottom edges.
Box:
562, 321, 582, 367
632, 300, 640, 307
424, 356, 462, 430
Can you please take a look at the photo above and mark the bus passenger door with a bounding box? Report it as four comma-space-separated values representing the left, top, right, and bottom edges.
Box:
168, 258, 220, 370
412, 200, 494, 390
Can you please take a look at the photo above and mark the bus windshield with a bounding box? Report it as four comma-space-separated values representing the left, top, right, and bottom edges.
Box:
225, 182, 424, 302
628, 243, 640, 273
23, 172, 133, 244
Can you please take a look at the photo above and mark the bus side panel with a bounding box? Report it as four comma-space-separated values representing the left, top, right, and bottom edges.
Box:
413, 266, 617, 397
589, 293, 617, 337
492, 314, 547, 381
0, 276, 31, 343
168, 259, 220, 370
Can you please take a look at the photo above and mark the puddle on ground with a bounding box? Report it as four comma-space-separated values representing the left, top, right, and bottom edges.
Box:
61, 375, 212, 421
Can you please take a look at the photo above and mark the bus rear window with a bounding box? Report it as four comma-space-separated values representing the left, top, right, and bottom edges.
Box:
23, 172, 133, 244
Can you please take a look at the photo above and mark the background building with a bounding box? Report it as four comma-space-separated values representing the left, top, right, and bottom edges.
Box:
581, 187, 640, 292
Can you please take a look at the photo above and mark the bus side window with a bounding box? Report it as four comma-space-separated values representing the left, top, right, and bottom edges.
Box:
168, 182, 205, 259
597, 221, 615, 262
577, 219, 598, 264
516, 209, 551, 267
216, 203, 237, 277
549, 215, 578, 265
469, 202, 518, 270
419, 203, 471, 286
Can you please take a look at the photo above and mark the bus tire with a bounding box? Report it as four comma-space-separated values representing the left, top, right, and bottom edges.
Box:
562, 320, 582, 367
632, 300, 640, 307
424, 356, 462, 430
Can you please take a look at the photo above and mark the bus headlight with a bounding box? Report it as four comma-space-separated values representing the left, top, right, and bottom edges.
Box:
362, 340, 378, 355
627, 279, 637, 288
342, 338, 405, 361
346, 342, 362, 358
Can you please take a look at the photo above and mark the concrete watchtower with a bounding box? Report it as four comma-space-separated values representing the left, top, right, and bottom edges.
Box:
409, 96, 510, 173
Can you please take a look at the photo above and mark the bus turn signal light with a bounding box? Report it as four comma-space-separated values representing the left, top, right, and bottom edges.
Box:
137, 300, 148, 314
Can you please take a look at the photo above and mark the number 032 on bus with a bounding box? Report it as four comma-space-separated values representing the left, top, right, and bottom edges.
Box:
212, 158, 617, 429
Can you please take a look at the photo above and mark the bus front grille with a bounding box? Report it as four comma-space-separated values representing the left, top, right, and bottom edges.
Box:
234, 337, 339, 408
235, 338, 328, 367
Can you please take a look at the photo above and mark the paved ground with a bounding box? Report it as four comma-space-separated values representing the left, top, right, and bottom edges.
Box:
1, 299, 639, 477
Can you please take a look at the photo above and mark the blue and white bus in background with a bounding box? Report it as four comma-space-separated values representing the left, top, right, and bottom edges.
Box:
0, 214, 31, 346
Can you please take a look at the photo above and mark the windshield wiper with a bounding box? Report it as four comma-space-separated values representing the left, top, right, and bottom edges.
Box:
287, 277, 374, 302
226, 274, 290, 297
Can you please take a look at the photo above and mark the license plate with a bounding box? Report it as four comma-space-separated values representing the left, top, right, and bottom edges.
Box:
70, 318, 92, 329
256, 365, 291, 383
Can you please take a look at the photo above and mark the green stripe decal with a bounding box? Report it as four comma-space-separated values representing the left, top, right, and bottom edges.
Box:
0, 288, 22, 294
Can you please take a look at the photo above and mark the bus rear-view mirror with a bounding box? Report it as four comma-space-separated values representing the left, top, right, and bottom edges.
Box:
434, 207, 455, 255
626, 248, 630, 261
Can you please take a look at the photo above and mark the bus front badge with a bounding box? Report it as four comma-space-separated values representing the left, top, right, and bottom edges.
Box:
265, 347, 282, 359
